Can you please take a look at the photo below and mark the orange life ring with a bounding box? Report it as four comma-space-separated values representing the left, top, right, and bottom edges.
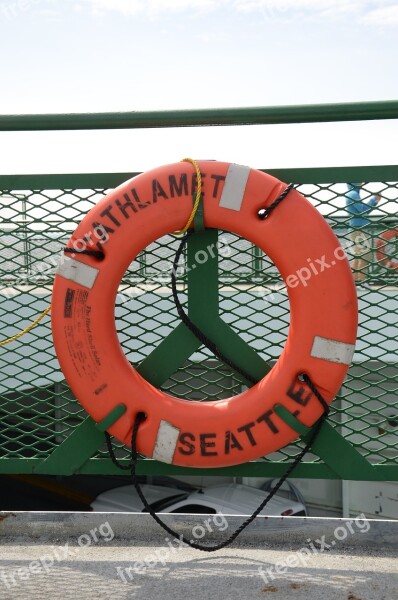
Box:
375, 229, 398, 270
52, 161, 357, 468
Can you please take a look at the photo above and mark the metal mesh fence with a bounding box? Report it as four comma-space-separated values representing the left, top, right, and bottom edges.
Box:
1, 173, 398, 477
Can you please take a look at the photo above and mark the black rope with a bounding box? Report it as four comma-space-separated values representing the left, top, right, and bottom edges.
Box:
124, 406, 327, 552
171, 183, 295, 385
63, 247, 105, 259
105, 179, 329, 551
301, 373, 329, 414
105, 431, 132, 471
258, 183, 295, 220
171, 230, 257, 386
105, 396, 327, 552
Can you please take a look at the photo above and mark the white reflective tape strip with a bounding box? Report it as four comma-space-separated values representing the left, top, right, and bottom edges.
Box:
56, 257, 99, 289
152, 420, 180, 464
311, 336, 355, 365
219, 164, 251, 211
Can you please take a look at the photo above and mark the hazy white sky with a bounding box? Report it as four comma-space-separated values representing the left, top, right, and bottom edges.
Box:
0, 0, 397, 173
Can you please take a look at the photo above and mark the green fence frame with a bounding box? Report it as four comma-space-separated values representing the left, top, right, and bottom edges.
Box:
1, 100, 398, 480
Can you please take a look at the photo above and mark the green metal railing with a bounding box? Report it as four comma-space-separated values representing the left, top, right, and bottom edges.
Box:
1, 101, 398, 480
1, 99, 398, 130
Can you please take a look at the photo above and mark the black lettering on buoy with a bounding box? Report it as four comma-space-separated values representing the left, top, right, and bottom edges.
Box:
130, 187, 151, 210
200, 433, 217, 457
191, 172, 206, 196
92, 220, 114, 237
211, 174, 226, 198
178, 432, 195, 455
225, 431, 243, 454
237, 422, 257, 446
169, 174, 188, 198
287, 380, 312, 406
99, 205, 121, 228
115, 194, 138, 218
152, 179, 169, 202
257, 410, 279, 434
64, 288, 75, 318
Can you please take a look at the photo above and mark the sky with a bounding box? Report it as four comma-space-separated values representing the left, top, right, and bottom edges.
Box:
0, 0, 397, 173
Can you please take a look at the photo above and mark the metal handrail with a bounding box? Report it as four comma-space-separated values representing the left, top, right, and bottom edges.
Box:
0, 100, 398, 131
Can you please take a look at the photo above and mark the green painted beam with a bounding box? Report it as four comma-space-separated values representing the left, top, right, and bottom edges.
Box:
186, 229, 271, 384
136, 322, 201, 387
264, 165, 398, 185
0, 172, 141, 189
187, 229, 219, 320
274, 405, 375, 480
133, 460, 398, 480
34, 405, 126, 475
78, 459, 398, 481
2, 458, 398, 480
1, 100, 398, 131
1, 164, 397, 191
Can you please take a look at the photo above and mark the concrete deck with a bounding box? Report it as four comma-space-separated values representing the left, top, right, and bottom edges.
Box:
0, 512, 397, 600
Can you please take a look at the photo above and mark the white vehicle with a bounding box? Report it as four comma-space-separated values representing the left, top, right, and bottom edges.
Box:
90, 482, 307, 516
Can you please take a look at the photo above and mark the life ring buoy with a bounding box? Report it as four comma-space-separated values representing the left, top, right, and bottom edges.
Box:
375, 229, 398, 270
51, 161, 357, 468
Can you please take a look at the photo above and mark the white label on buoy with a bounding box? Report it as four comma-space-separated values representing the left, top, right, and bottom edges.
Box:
219, 164, 250, 211
152, 420, 180, 464
311, 336, 355, 365
56, 256, 99, 289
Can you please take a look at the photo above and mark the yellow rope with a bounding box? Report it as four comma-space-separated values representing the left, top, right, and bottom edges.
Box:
0, 305, 51, 347
174, 158, 202, 235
